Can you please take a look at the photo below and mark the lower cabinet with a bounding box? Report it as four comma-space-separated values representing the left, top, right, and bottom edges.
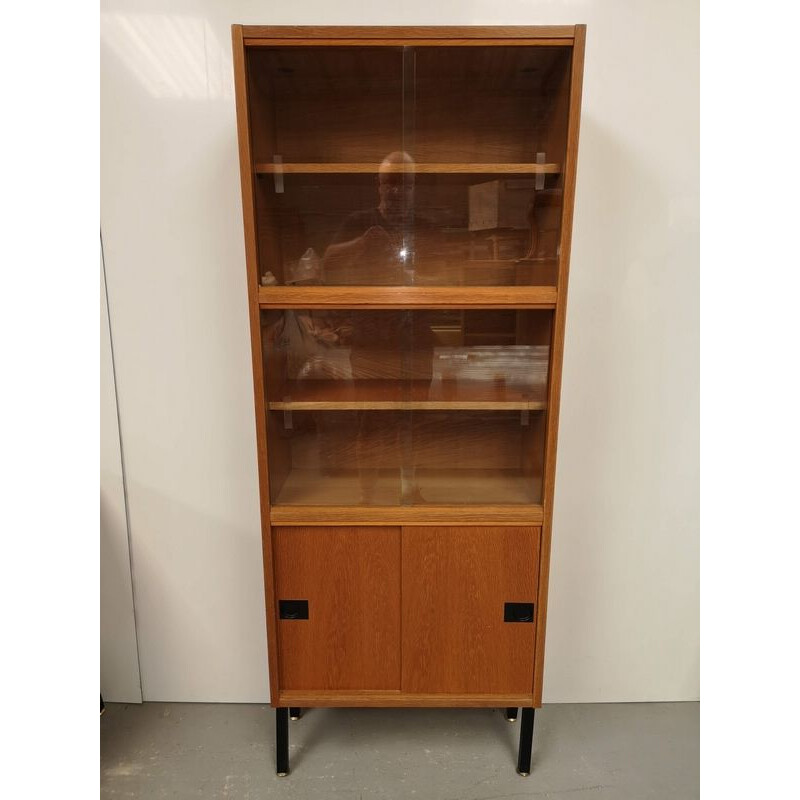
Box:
273, 525, 540, 696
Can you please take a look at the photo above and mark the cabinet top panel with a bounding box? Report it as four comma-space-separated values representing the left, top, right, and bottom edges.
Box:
237, 25, 581, 43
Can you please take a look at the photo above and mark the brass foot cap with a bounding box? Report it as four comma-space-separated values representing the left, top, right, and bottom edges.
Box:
517, 770, 530, 777
277, 772, 289, 777
290, 715, 300, 721
506, 717, 516, 723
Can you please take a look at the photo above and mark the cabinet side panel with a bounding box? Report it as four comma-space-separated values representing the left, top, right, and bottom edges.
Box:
274, 526, 402, 690
232, 26, 280, 702
534, 25, 586, 706
402, 526, 540, 695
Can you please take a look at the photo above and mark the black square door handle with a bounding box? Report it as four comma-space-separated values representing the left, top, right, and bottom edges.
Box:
504, 602, 535, 623
279, 599, 309, 620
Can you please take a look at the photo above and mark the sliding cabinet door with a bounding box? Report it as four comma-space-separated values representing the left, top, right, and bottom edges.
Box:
402, 526, 540, 694
274, 526, 401, 690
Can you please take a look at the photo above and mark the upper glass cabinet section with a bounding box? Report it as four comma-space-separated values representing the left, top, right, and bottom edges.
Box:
246, 45, 572, 287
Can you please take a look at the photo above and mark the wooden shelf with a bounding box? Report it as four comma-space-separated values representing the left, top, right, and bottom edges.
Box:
269, 379, 547, 411
254, 162, 561, 175
258, 285, 558, 309
272, 468, 541, 506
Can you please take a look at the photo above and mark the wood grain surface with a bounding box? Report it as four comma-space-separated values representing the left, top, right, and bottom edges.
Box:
258, 286, 558, 309
241, 25, 577, 41
276, 690, 534, 707
270, 504, 544, 526
401, 526, 540, 694
274, 526, 401, 690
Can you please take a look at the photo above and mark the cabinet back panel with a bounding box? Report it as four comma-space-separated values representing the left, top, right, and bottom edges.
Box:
247, 47, 403, 164
278, 411, 527, 470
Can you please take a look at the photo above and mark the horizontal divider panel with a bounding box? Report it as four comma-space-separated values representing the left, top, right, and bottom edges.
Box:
254, 162, 561, 174
270, 504, 545, 526
276, 690, 536, 708
241, 26, 577, 40
258, 286, 558, 308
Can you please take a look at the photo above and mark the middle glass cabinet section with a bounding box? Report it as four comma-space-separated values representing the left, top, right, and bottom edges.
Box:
263, 309, 551, 506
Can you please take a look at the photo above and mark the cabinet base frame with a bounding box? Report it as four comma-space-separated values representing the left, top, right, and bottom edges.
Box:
273, 705, 537, 776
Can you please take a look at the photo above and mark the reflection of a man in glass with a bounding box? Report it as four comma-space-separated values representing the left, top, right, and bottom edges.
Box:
323, 151, 429, 285
320, 151, 435, 504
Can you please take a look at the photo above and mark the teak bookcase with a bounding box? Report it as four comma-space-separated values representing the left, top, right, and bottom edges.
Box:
232, 24, 585, 777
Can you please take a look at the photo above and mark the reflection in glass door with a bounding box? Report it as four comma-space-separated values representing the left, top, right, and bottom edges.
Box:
263, 309, 551, 506
247, 45, 571, 287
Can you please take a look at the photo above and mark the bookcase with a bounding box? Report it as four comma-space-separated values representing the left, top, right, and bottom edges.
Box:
232, 24, 585, 777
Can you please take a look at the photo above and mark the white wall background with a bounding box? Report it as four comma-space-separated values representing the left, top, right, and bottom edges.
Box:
101, 255, 142, 703
100, 0, 698, 703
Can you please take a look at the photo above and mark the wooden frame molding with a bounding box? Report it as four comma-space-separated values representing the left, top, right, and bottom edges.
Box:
241, 25, 578, 41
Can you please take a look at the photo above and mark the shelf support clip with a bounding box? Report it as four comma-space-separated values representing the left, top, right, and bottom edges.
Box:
535, 152, 546, 191
273, 155, 284, 194
283, 396, 292, 430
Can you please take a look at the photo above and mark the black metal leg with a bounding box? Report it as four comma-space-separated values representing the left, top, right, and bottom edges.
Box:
276, 708, 289, 776
504, 707, 518, 722
289, 707, 303, 720
517, 708, 535, 776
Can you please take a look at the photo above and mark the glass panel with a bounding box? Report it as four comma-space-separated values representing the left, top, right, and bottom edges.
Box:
407, 411, 543, 504
413, 46, 571, 164
263, 309, 551, 505
410, 46, 571, 287
246, 46, 404, 165
247, 46, 405, 287
246, 45, 571, 287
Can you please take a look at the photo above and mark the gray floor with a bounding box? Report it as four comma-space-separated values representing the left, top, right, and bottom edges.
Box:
101, 702, 698, 799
